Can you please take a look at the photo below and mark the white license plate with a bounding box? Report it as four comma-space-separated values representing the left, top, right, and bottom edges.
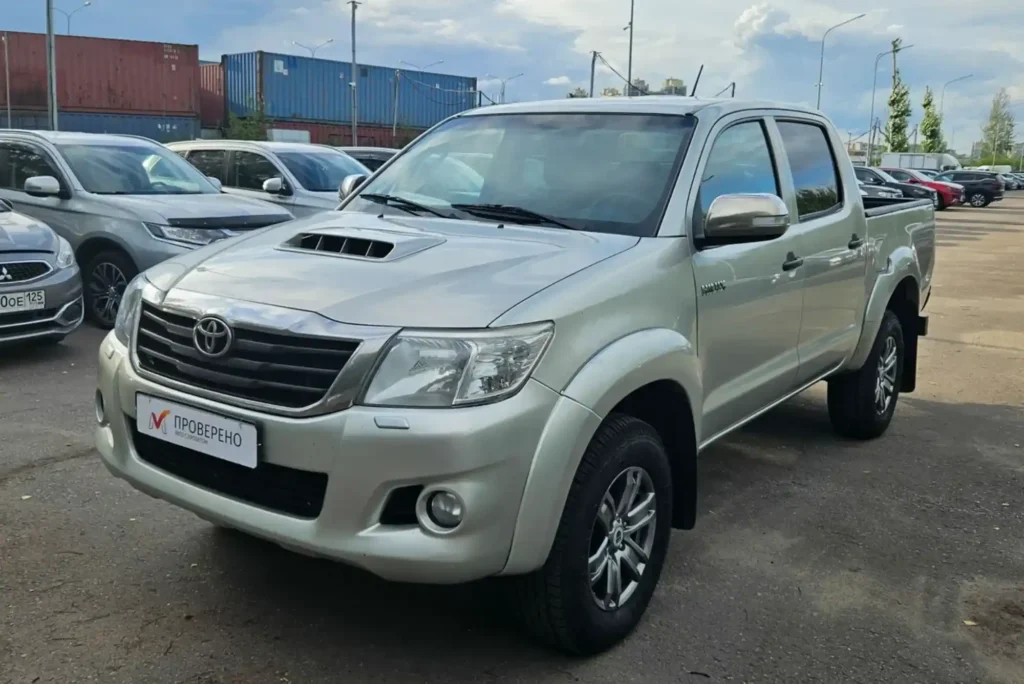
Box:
0, 290, 45, 313
136, 394, 258, 469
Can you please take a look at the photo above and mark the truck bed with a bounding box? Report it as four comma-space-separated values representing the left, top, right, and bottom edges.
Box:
862, 196, 935, 308
862, 196, 933, 217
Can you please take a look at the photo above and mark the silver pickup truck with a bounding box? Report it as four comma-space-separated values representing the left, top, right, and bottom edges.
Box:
94, 97, 935, 655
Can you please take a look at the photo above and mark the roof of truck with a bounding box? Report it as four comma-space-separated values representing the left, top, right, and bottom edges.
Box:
458, 96, 822, 118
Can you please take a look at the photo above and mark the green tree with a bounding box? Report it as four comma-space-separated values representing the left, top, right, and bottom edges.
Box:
224, 98, 269, 140
920, 86, 944, 153
883, 38, 912, 153
980, 88, 1015, 160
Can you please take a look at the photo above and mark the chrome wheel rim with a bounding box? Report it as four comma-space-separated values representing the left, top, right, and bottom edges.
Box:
89, 262, 128, 326
874, 335, 898, 415
589, 466, 657, 611
970, 193, 986, 207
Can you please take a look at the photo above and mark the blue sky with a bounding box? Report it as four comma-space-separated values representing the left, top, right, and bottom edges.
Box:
7, 0, 1024, 153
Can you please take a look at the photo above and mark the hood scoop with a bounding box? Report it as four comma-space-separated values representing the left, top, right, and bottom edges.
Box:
279, 225, 445, 262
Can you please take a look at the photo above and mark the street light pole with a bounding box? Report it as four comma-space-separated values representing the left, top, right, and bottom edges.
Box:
400, 59, 443, 71
867, 43, 914, 165
2, 33, 10, 129
624, 0, 635, 97
815, 13, 865, 109
939, 74, 972, 118
590, 51, 598, 98
292, 39, 334, 57
52, 1, 92, 35
46, 0, 58, 131
348, 0, 360, 146
485, 73, 523, 104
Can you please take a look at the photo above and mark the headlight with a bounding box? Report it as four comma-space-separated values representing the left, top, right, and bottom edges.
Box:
144, 222, 231, 247
362, 322, 554, 408
114, 273, 149, 346
55, 236, 75, 269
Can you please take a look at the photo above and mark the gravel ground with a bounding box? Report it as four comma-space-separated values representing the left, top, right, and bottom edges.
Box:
2, 197, 1022, 684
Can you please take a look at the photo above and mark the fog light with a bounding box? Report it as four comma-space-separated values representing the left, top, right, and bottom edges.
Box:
427, 491, 464, 529
94, 389, 106, 425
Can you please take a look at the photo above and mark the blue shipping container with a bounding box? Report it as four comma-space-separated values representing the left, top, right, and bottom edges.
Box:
223, 51, 477, 129
6, 110, 200, 142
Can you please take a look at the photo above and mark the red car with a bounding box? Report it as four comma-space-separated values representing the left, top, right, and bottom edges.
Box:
880, 167, 965, 210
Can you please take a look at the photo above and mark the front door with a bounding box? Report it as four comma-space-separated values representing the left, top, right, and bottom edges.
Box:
690, 118, 805, 442
772, 119, 868, 383
227, 150, 295, 213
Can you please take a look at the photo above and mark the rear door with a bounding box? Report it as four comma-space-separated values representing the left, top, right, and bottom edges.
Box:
689, 115, 805, 441
771, 118, 868, 384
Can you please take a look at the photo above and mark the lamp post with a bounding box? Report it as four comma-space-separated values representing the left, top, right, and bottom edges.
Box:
400, 60, 443, 71
623, 0, 635, 97
485, 73, 523, 104
348, 0, 361, 146
292, 39, 334, 57
52, 1, 92, 35
866, 43, 914, 165
940, 74, 972, 118
2, 33, 10, 129
815, 13, 865, 109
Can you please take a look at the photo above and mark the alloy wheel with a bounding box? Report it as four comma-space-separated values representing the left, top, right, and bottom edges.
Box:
88, 261, 128, 327
874, 335, 898, 415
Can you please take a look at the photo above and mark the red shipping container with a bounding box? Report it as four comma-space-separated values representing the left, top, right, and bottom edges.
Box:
0, 31, 199, 115
266, 120, 426, 148
200, 62, 224, 128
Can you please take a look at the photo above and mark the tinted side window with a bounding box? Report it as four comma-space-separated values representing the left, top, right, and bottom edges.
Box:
696, 120, 779, 229
776, 121, 841, 219
0, 143, 63, 190
187, 149, 227, 182
358, 157, 384, 172
854, 167, 876, 183
231, 151, 280, 190
888, 169, 913, 182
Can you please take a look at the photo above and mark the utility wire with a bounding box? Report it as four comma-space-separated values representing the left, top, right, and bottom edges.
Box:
596, 54, 651, 95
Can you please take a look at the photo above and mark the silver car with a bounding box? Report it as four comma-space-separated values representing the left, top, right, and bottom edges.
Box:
337, 146, 399, 172
0, 130, 295, 328
168, 140, 370, 218
0, 198, 83, 345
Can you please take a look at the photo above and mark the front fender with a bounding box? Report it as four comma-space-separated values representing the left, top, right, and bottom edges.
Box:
846, 245, 920, 370
501, 328, 701, 575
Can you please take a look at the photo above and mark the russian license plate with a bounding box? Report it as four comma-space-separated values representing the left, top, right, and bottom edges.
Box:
136, 393, 258, 468
0, 290, 45, 313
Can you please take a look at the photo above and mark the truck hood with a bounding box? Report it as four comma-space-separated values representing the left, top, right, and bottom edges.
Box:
0, 209, 57, 254
93, 193, 294, 226
165, 211, 639, 327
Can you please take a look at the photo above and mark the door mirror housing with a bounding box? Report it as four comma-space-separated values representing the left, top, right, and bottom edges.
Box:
703, 193, 790, 244
24, 175, 62, 198
339, 173, 368, 200
262, 177, 285, 194
207, 176, 223, 192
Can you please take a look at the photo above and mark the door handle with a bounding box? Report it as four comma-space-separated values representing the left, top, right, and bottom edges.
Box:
848, 234, 864, 249
782, 252, 803, 271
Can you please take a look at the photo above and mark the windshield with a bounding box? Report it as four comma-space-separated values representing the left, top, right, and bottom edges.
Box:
57, 142, 218, 195
277, 150, 369, 192
344, 113, 697, 237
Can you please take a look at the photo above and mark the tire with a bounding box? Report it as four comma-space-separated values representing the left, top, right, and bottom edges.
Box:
827, 310, 904, 440
506, 414, 674, 655
936, 194, 946, 211
83, 250, 138, 330
969, 192, 990, 208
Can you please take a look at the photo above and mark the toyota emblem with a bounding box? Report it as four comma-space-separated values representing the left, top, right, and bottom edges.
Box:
192, 316, 234, 358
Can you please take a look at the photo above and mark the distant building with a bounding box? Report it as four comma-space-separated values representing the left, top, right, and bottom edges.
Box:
628, 78, 649, 96
971, 141, 985, 158
601, 87, 622, 97
660, 78, 687, 96
567, 87, 588, 98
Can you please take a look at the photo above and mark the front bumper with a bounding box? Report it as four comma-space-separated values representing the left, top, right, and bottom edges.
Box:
0, 264, 84, 344
95, 333, 571, 584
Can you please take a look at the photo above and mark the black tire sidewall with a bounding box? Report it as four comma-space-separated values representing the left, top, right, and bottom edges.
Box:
84, 250, 138, 329
554, 418, 674, 652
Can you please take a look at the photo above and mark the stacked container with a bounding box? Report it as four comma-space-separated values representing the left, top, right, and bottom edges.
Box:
0, 31, 200, 142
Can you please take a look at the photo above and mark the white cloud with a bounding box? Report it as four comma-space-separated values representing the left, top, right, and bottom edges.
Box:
544, 75, 571, 86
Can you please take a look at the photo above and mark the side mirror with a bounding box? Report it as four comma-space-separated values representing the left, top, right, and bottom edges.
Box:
704, 193, 790, 243
339, 173, 368, 200
262, 177, 284, 194
207, 176, 223, 191
24, 176, 62, 198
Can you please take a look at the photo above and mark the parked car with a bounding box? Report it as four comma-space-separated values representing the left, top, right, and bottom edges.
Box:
338, 146, 399, 172
169, 140, 371, 217
854, 167, 937, 207
858, 181, 902, 199
95, 97, 935, 655
933, 169, 1005, 207
0, 131, 294, 328
0, 198, 83, 345
877, 167, 965, 210
998, 173, 1020, 191
915, 169, 939, 179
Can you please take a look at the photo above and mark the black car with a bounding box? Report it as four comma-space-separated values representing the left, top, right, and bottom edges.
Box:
854, 166, 938, 208
933, 170, 1005, 207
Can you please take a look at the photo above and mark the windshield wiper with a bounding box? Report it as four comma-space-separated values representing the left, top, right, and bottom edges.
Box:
451, 203, 578, 231
360, 193, 457, 219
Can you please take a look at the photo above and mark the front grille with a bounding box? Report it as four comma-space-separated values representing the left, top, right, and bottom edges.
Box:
0, 307, 56, 328
135, 303, 361, 409
0, 261, 51, 283
129, 419, 328, 518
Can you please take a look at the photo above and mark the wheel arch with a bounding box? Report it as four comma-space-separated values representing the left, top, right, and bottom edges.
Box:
75, 235, 135, 271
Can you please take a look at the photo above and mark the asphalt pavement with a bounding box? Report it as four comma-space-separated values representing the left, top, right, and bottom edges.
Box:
2, 197, 1023, 684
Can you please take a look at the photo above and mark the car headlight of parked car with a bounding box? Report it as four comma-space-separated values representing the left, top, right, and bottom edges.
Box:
361, 322, 554, 408
113, 273, 151, 346
55, 236, 76, 269
144, 222, 233, 248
